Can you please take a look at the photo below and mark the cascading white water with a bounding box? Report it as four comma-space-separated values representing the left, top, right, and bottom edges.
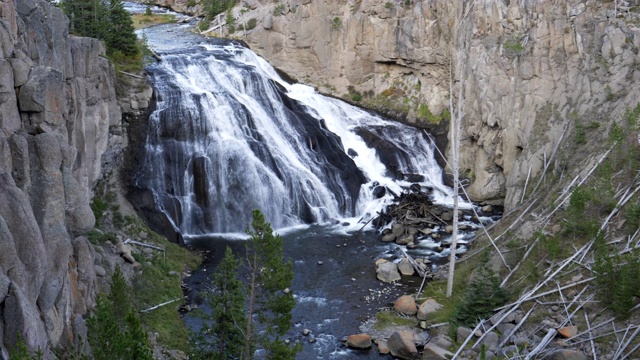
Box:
137, 43, 457, 235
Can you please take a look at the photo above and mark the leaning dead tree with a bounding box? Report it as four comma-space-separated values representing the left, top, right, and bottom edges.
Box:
446, 0, 474, 298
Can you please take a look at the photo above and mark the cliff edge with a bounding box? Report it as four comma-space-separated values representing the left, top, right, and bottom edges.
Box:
0, 0, 120, 356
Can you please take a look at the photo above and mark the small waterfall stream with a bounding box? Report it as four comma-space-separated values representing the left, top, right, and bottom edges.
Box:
137, 43, 455, 236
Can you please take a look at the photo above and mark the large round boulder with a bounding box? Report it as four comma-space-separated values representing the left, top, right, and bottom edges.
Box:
394, 295, 417, 315
346, 334, 372, 349
376, 261, 401, 283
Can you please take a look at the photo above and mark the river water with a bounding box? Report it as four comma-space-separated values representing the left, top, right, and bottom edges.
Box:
133, 9, 481, 358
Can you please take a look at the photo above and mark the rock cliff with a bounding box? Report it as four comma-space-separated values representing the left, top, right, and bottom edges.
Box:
217, 0, 640, 210
0, 0, 120, 357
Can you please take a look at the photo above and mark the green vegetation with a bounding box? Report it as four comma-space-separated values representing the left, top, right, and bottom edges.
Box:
453, 262, 508, 327
87, 229, 117, 244
503, 34, 525, 55
10, 336, 44, 360
332, 16, 342, 29
87, 266, 153, 360
274, 4, 286, 16
373, 311, 417, 330
385, 2, 394, 9
417, 104, 451, 125
243, 209, 300, 360
61, 0, 138, 57
192, 247, 246, 359
246, 17, 258, 30
131, 13, 176, 29
203, 0, 238, 19
128, 219, 201, 351
91, 198, 109, 222
225, 9, 236, 33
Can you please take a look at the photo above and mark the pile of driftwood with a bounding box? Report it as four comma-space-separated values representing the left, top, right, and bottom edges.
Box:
374, 190, 468, 232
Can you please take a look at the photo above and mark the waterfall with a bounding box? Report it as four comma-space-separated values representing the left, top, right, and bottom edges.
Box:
137, 43, 454, 235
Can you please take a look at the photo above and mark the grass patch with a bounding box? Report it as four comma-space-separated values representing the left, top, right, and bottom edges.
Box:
131, 14, 177, 29
126, 218, 201, 351
373, 311, 417, 330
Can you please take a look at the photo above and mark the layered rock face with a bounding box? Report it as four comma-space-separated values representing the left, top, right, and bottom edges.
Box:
0, 0, 119, 356
223, 0, 640, 209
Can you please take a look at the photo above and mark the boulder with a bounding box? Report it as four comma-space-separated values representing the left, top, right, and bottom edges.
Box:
474, 331, 499, 351
396, 233, 415, 245
397, 258, 414, 275
547, 349, 587, 360
376, 339, 389, 354
481, 205, 493, 213
394, 295, 418, 315
376, 261, 401, 283
262, 14, 273, 29
381, 233, 396, 242
346, 334, 371, 349
417, 299, 443, 320
116, 241, 135, 263
456, 327, 473, 343
558, 325, 578, 338
391, 223, 405, 237
432, 335, 453, 350
94, 265, 106, 277
372, 185, 386, 198
422, 343, 454, 360
388, 331, 418, 360
441, 212, 453, 221
375, 258, 388, 266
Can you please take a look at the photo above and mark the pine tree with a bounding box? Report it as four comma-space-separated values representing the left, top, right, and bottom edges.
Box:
454, 263, 508, 327
243, 209, 300, 360
106, 0, 138, 57
87, 266, 152, 360
210, 246, 246, 360
61, 0, 108, 39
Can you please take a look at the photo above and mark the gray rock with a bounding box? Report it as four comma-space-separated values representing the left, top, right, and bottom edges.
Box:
94, 265, 107, 277
457, 327, 473, 343
396, 233, 415, 245
9, 50, 33, 87
388, 331, 418, 360
392, 223, 405, 237
381, 233, 396, 242
476, 331, 499, 351
3, 283, 49, 354
376, 261, 401, 283
397, 258, 414, 275
417, 298, 443, 321
441, 212, 453, 221
422, 343, 454, 360
262, 14, 273, 29
432, 335, 453, 350
496, 322, 516, 335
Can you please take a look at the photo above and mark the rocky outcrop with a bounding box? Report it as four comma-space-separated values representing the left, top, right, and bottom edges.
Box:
224, 0, 640, 209
0, 0, 119, 356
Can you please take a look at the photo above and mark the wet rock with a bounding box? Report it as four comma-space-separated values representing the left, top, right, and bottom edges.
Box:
302, 329, 310, 336
396, 233, 415, 245
417, 298, 443, 320
381, 233, 396, 242
409, 183, 421, 192
347, 148, 358, 157
394, 295, 418, 315
376, 261, 401, 283
481, 205, 493, 213
422, 343, 454, 360
441, 212, 453, 221
397, 258, 414, 276
392, 223, 405, 237
346, 334, 372, 349
372, 185, 386, 198
388, 331, 418, 360
317, 260, 324, 265
377, 339, 389, 354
